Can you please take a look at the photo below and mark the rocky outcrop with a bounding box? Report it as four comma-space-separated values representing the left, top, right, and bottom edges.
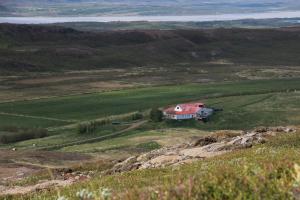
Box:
109, 126, 297, 174
0, 170, 95, 196
0, 180, 75, 196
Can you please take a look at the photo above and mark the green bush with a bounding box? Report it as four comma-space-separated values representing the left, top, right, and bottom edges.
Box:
78, 122, 96, 135
131, 112, 143, 121
78, 119, 111, 135
150, 108, 163, 122
136, 141, 161, 151
0, 127, 48, 144
78, 123, 92, 134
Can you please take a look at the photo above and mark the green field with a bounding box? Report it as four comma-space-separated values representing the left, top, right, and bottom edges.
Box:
12, 91, 300, 151
0, 78, 299, 128
0, 78, 299, 151
0, 114, 69, 129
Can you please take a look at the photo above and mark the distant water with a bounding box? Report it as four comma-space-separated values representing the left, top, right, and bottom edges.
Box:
2, 11, 300, 24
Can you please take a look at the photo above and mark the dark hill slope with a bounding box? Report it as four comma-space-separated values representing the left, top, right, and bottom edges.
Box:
1, 24, 300, 72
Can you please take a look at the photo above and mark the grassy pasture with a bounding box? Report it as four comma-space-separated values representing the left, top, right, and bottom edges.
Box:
60, 128, 208, 153
0, 78, 299, 128
0, 114, 68, 129
198, 92, 300, 130
0, 78, 299, 150
5, 87, 300, 151
12, 124, 130, 149
56, 92, 300, 153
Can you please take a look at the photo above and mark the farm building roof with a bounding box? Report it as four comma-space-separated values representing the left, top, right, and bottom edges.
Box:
164, 102, 204, 115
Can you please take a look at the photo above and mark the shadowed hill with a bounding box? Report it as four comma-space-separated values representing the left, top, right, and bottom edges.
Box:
1, 24, 300, 72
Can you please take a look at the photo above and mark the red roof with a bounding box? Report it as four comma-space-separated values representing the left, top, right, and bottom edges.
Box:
164, 102, 204, 115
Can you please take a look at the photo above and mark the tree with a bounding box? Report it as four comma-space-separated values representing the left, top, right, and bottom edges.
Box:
150, 108, 163, 122
132, 112, 143, 120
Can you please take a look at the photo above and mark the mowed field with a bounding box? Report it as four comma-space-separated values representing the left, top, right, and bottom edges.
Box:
0, 78, 299, 130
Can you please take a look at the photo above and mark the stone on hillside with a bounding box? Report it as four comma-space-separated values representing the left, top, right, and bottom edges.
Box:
0, 185, 6, 192
241, 137, 254, 145
110, 156, 141, 173
270, 126, 296, 133
255, 127, 269, 133
192, 137, 217, 147
180, 147, 226, 158
137, 151, 162, 162
202, 142, 228, 152
246, 132, 258, 137
140, 155, 181, 169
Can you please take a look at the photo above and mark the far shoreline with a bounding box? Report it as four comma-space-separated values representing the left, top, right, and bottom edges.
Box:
2, 10, 300, 24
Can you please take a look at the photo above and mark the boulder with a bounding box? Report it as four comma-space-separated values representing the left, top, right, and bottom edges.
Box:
140, 155, 181, 169
192, 137, 217, 147
110, 156, 141, 173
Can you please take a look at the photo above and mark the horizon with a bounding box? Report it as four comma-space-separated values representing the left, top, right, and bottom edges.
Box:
1, 0, 300, 19
2, 10, 300, 24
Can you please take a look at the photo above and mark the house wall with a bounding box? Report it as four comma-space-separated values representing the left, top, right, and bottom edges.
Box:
164, 113, 197, 120
176, 114, 194, 120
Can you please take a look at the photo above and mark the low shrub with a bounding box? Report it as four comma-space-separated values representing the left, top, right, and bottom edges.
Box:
78, 122, 97, 135
0, 127, 48, 144
131, 112, 144, 121
150, 108, 163, 122
78, 119, 111, 135
136, 141, 161, 151
1, 126, 19, 132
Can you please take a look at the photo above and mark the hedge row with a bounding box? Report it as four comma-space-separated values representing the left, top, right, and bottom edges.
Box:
0, 127, 48, 144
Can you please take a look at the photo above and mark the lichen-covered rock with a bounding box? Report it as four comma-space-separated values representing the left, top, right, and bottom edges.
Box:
110, 156, 140, 173
192, 137, 217, 147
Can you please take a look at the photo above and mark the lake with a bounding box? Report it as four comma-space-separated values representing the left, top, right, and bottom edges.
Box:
1, 10, 300, 24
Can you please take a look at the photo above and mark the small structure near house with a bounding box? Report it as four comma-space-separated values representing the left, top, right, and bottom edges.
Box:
163, 102, 204, 120
196, 107, 214, 122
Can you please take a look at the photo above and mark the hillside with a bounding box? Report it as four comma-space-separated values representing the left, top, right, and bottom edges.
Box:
55, 18, 300, 31
2, 24, 300, 73
2, 126, 300, 199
